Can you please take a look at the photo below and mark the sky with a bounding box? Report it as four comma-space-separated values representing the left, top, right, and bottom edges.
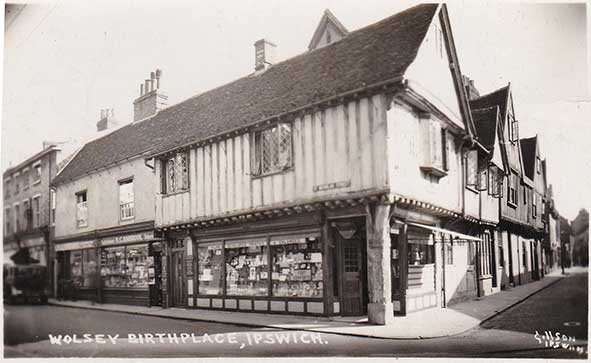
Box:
2, 0, 589, 220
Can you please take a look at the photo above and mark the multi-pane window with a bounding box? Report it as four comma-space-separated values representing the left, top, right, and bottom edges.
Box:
33, 196, 41, 228
162, 152, 189, 194
5, 208, 11, 234
480, 233, 492, 276
507, 174, 518, 205
119, 179, 134, 220
14, 173, 20, 195
50, 190, 56, 224
76, 191, 88, 228
465, 150, 478, 188
532, 193, 538, 218
14, 204, 20, 232
252, 123, 293, 176
488, 166, 503, 198
22, 169, 30, 190
4, 179, 10, 198
33, 163, 42, 184
508, 112, 519, 142
23, 200, 30, 230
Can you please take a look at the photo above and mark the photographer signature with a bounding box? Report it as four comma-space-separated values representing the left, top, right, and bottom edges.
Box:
534, 330, 586, 355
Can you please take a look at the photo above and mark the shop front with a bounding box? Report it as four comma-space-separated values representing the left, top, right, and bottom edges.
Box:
55, 231, 164, 306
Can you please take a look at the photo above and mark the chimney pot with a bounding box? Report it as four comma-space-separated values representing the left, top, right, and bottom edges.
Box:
133, 68, 168, 122
144, 79, 150, 93
140, 84, 144, 96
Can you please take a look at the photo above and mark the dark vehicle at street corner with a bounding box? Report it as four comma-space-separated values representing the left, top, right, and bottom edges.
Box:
3, 263, 49, 304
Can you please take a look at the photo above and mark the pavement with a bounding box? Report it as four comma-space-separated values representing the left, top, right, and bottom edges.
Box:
48, 268, 572, 340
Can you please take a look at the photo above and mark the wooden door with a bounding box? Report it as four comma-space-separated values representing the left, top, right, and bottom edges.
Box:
170, 248, 186, 307
340, 238, 367, 316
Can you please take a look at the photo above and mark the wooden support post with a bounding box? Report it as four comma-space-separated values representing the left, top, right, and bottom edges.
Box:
321, 215, 334, 317
365, 203, 393, 325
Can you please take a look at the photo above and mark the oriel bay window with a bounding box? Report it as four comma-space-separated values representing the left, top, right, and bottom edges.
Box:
251, 123, 293, 176
161, 152, 189, 194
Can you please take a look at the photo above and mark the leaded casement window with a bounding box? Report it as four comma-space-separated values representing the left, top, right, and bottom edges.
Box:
488, 165, 503, 198
161, 152, 189, 194
251, 123, 293, 176
465, 150, 478, 189
507, 173, 518, 206
76, 191, 88, 228
508, 112, 519, 143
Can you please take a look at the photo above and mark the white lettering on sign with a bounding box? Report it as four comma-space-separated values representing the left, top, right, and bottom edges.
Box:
55, 240, 97, 251
100, 231, 154, 246
312, 180, 351, 192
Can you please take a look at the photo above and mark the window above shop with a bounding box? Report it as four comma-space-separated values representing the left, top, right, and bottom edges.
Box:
161, 152, 189, 194
119, 178, 134, 221
420, 117, 448, 178
33, 162, 42, 185
76, 191, 88, 228
251, 123, 293, 177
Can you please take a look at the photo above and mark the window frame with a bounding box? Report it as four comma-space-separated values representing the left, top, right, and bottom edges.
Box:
251, 122, 294, 178
76, 190, 88, 228
118, 177, 135, 221
508, 112, 519, 143
161, 152, 190, 195
22, 168, 30, 190
33, 162, 42, 185
32, 195, 41, 228
507, 174, 518, 207
465, 149, 479, 192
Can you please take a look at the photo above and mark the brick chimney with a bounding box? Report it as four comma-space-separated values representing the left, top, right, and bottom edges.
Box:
462, 75, 480, 100
133, 69, 168, 122
96, 108, 119, 132
254, 39, 276, 71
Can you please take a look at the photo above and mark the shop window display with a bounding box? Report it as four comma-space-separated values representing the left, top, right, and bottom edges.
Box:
102, 244, 149, 288
271, 237, 323, 298
225, 239, 269, 296
197, 242, 224, 295
70, 250, 83, 287
83, 249, 98, 288
408, 238, 435, 265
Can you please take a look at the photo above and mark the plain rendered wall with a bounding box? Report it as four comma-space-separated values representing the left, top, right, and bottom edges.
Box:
55, 157, 156, 238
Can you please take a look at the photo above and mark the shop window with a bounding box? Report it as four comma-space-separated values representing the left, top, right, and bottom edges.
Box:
225, 239, 269, 296
197, 242, 224, 295
102, 244, 149, 288
83, 249, 97, 287
23, 200, 31, 230
408, 237, 435, 265
76, 191, 88, 228
14, 204, 20, 232
162, 152, 189, 194
119, 179, 134, 220
271, 237, 323, 297
251, 123, 293, 176
70, 251, 85, 287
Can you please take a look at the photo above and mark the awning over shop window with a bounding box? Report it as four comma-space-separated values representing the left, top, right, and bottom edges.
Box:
396, 222, 482, 242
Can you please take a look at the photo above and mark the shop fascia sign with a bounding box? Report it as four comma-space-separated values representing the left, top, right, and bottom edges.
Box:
55, 239, 98, 251
19, 236, 45, 248
100, 231, 155, 247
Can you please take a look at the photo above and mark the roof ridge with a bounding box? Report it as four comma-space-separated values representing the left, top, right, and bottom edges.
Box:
470, 84, 510, 102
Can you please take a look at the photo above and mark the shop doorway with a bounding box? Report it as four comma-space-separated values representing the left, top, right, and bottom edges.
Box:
169, 240, 186, 307
334, 219, 368, 316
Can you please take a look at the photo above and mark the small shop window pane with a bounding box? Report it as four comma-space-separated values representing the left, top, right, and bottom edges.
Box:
83, 249, 98, 288
408, 238, 435, 265
197, 242, 224, 295
126, 245, 149, 287
70, 250, 83, 287
271, 237, 323, 298
102, 246, 126, 288
225, 239, 269, 296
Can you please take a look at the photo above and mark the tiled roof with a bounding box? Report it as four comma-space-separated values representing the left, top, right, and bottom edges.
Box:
471, 106, 499, 152
53, 4, 438, 185
469, 85, 510, 119
520, 136, 537, 179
